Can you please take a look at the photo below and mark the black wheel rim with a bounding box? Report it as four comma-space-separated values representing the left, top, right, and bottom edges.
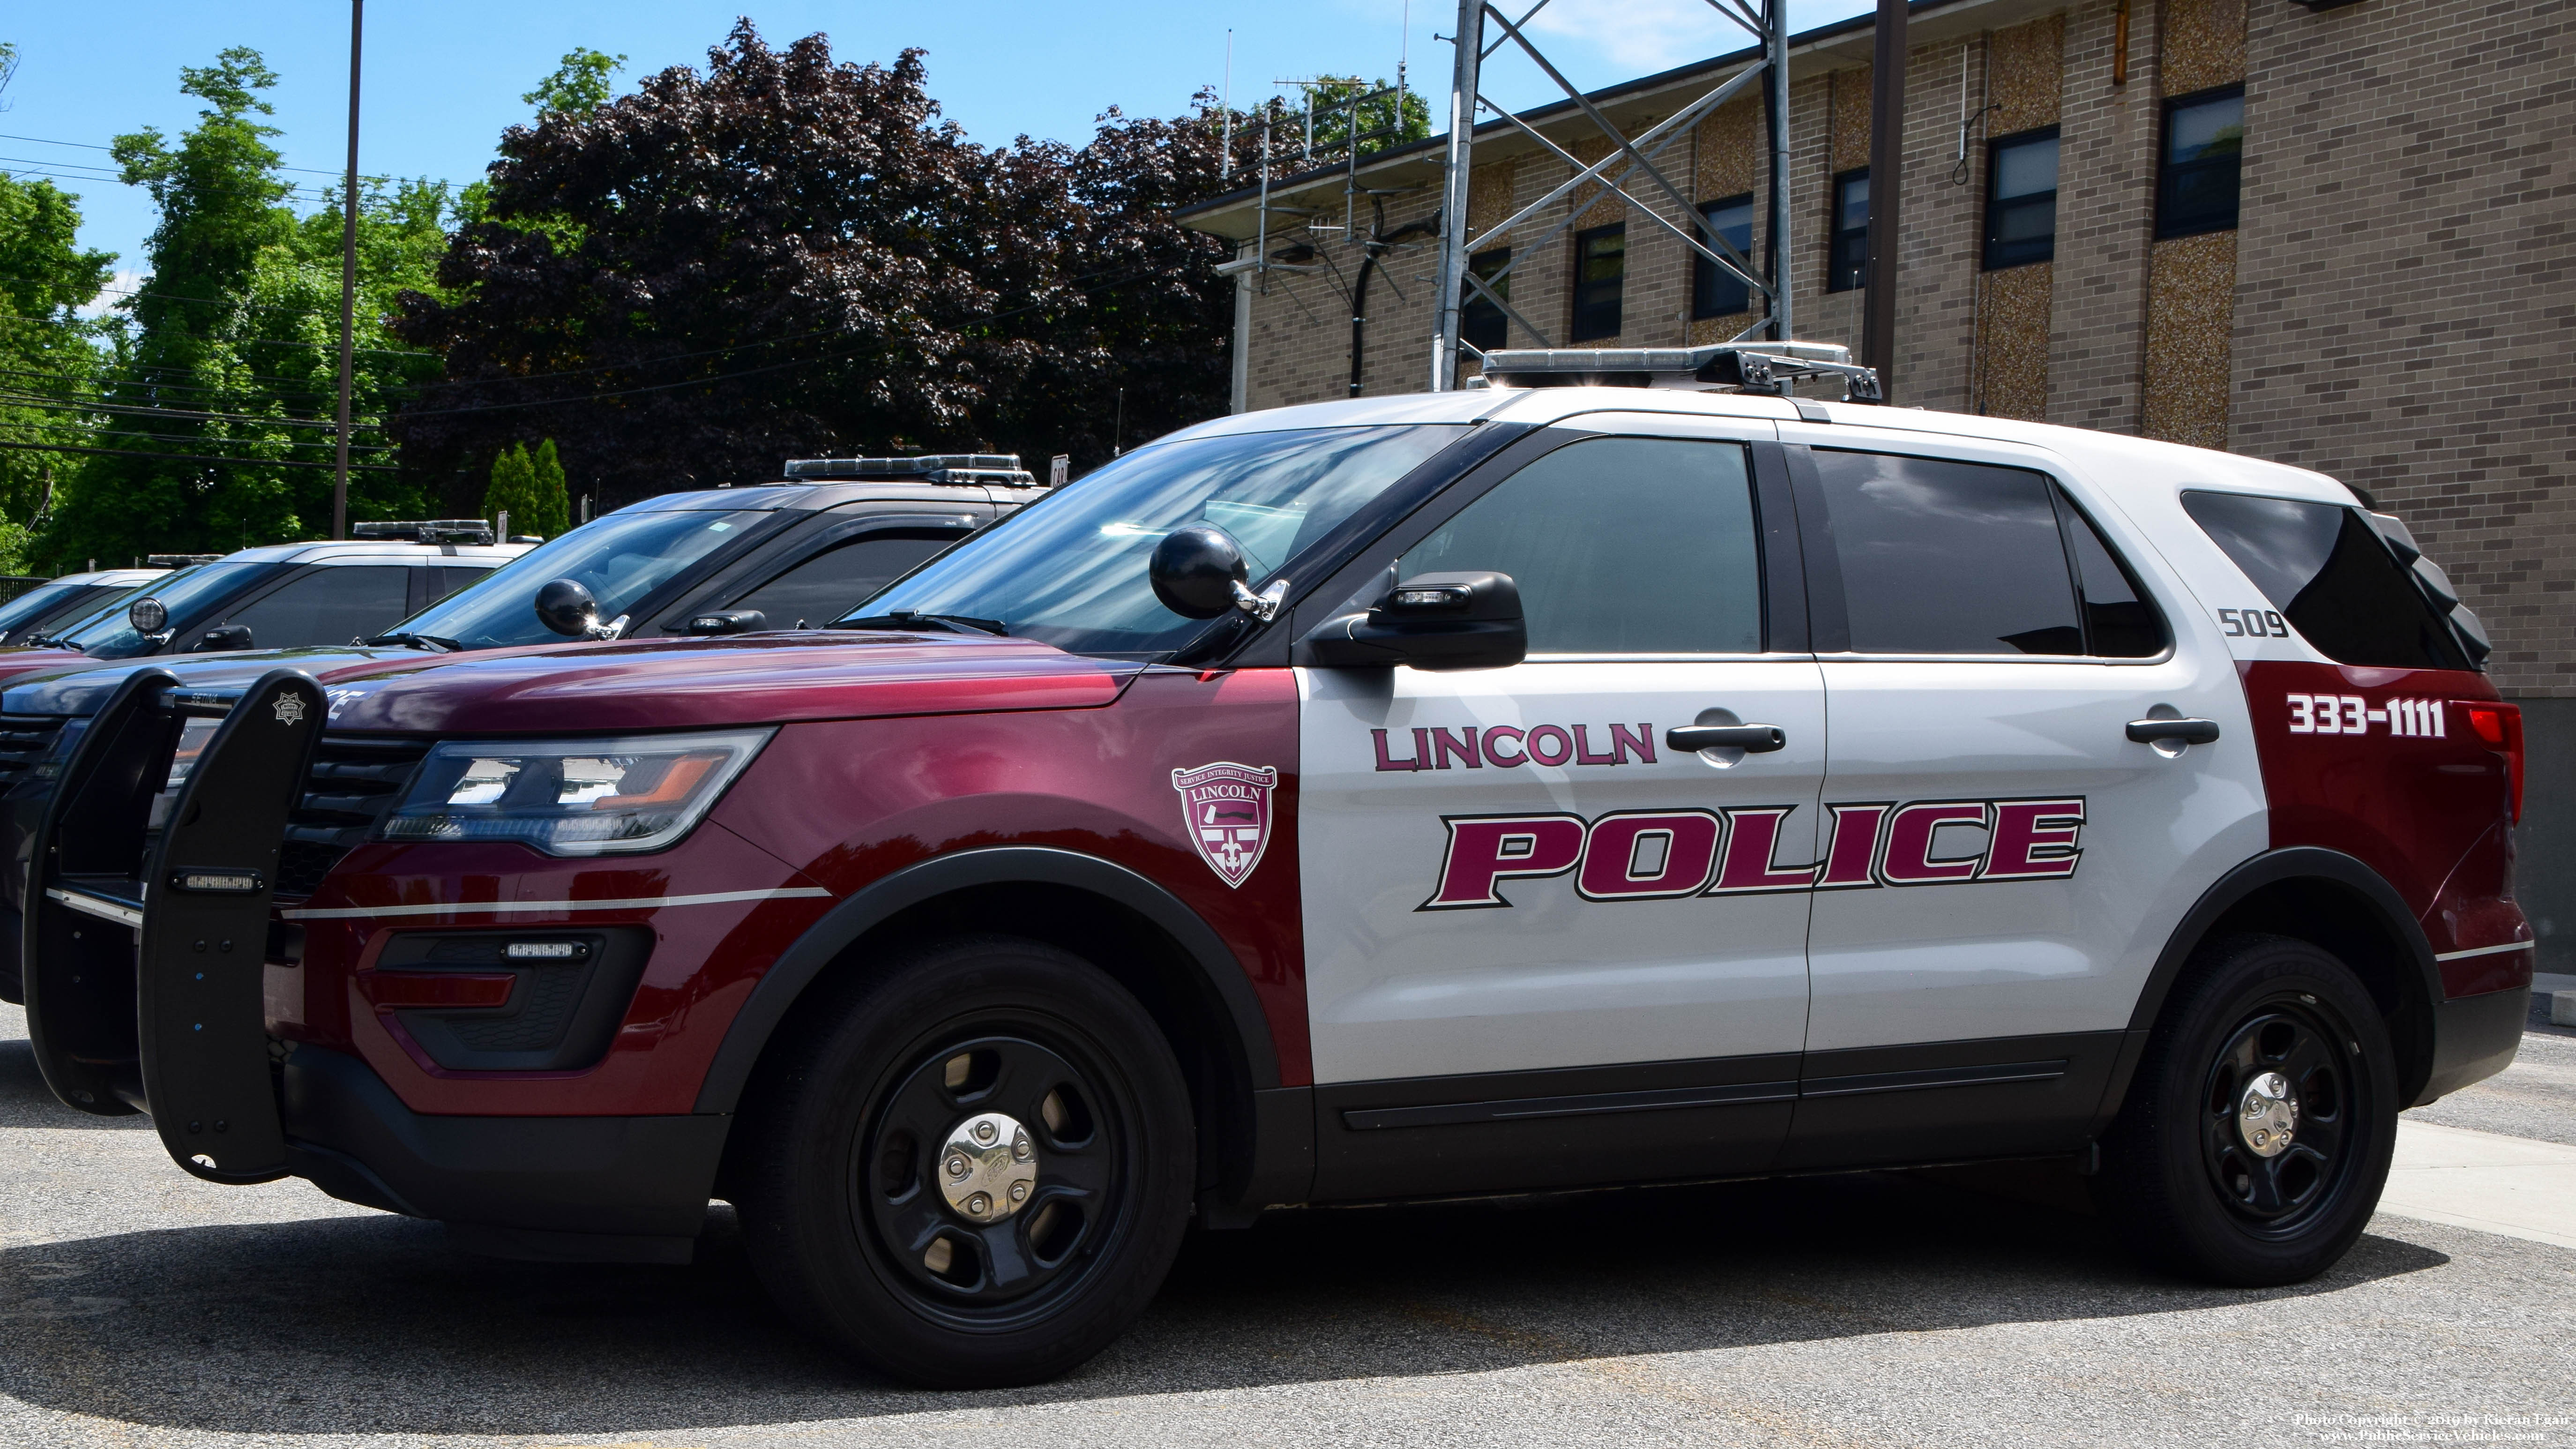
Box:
2196, 994, 2366, 1235
853, 1026, 1133, 1327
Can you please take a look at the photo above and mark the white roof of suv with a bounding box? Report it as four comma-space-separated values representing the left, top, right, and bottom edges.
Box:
220, 539, 532, 568
1171, 386, 2356, 508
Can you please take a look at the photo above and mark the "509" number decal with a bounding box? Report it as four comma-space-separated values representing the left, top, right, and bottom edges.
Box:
2218, 606, 2289, 638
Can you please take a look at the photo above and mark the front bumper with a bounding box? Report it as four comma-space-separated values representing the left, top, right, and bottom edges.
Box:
2416, 985, 2528, 1105
283, 1045, 725, 1263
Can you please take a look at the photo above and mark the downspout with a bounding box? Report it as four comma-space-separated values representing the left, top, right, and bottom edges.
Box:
1231, 254, 1254, 415
1350, 204, 1441, 399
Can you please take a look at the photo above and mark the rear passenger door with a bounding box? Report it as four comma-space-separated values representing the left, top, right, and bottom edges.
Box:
1778, 431, 2261, 1167
1297, 422, 1820, 1197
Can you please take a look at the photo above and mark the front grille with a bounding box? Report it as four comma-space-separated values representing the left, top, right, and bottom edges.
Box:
0, 714, 67, 795
276, 735, 433, 898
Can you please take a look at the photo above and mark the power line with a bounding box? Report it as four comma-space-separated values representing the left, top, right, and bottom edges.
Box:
0, 129, 402, 181
7, 414, 395, 453
0, 362, 408, 408
0, 306, 434, 358
0, 438, 396, 472
0, 389, 391, 432
0, 163, 343, 205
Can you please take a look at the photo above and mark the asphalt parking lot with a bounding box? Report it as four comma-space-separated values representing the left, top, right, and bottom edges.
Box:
3, 999, 2571, 1449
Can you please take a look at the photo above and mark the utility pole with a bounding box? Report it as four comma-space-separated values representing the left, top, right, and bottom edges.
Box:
1427, 0, 1481, 391
1860, 0, 1906, 397
333, 0, 363, 541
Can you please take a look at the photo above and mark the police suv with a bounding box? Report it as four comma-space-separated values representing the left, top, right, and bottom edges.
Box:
24, 346, 2527, 1389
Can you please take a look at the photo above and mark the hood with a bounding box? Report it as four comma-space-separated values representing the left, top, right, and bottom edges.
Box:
316, 631, 1142, 735
0, 649, 95, 696
0, 644, 428, 718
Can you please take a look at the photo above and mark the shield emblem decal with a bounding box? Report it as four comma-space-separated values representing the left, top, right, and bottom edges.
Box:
1171, 761, 1278, 889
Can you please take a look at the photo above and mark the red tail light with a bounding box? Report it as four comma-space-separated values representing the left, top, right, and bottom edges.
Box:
2462, 702, 2524, 823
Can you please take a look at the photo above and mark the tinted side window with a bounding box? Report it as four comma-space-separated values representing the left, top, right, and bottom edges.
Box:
738, 531, 958, 627
2181, 492, 2464, 670
2061, 500, 2166, 657
1400, 437, 1762, 654
218, 566, 412, 649
1810, 449, 2081, 655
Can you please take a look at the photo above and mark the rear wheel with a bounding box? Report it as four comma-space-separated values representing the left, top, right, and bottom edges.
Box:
2094, 934, 2397, 1285
735, 935, 1194, 1386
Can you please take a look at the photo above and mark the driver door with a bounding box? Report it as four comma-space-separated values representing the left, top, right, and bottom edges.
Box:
1295, 422, 1820, 1197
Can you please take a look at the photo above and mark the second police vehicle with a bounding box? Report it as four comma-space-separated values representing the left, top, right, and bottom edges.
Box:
19, 348, 2528, 1389
0, 456, 1042, 1004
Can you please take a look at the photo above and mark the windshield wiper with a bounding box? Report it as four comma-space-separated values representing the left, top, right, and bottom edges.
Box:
846, 611, 1010, 637
366, 631, 464, 653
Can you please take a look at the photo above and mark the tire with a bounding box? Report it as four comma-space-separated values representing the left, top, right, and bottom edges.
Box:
734, 934, 1195, 1387
2093, 933, 2398, 1286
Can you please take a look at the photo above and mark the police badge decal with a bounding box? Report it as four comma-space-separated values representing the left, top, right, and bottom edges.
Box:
1171, 762, 1278, 889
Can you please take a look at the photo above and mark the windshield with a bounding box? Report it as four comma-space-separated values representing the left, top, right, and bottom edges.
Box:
58, 563, 284, 658
394, 507, 772, 650
0, 580, 101, 637
846, 424, 1467, 657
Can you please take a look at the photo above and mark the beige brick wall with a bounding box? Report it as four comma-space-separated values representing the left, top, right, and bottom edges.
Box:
2047, 0, 2165, 433
2231, 0, 2576, 697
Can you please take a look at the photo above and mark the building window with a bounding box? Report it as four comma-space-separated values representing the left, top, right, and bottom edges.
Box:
1461, 249, 1511, 354
1983, 128, 2060, 269
1828, 169, 1868, 292
1690, 194, 1757, 319
1569, 224, 1625, 342
2158, 86, 2244, 239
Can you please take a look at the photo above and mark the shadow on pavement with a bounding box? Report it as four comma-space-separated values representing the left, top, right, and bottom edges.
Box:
0, 1169, 2451, 1437
0, 1038, 149, 1131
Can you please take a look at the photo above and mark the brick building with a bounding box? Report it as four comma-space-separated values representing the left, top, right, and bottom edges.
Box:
1177, 0, 2576, 961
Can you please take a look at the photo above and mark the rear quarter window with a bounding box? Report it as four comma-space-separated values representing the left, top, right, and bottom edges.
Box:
2180, 491, 2466, 670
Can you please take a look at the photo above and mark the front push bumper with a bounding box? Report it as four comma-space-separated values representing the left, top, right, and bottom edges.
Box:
22, 666, 729, 1262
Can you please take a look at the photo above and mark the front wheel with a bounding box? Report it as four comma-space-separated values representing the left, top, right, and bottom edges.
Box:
2093, 933, 2398, 1286
734, 935, 1195, 1386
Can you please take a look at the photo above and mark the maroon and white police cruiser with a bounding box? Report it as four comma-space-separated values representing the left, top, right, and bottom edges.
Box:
27, 343, 2528, 1386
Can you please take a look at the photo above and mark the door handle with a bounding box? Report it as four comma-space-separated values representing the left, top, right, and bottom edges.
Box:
1667, 724, 1787, 754
2126, 717, 2221, 746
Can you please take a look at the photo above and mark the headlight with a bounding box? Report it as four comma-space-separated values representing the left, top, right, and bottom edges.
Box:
377, 728, 772, 856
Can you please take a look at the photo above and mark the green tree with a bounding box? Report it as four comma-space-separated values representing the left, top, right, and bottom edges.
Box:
0, 169, 116, 567
481, 437, 567, 537
523, 48, 626, 117
39, 47, 450, 563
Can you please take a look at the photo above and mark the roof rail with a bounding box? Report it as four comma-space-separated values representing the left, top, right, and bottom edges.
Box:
783, 454, 1041, 486
351, 519, 497, 545
144, 553, 223, 567
1475, 341, 1883, 404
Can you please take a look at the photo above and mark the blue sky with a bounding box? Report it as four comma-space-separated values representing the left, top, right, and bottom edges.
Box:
2, 0, 1867, 298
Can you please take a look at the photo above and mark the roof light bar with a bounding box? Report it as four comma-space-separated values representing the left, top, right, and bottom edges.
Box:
351, 520, 498, 544
782, 454, 1041, 486
1477, 341, 1884, 403
143, 553, 224, 567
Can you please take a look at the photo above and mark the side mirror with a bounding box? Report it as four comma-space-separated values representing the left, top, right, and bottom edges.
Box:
676, 609, 766, 636
128, 597, 169, 635
190, 624, 254, 653
1299, 571, 1527, 671
535, 578, 601, 637
1149, 524, 1248, 620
